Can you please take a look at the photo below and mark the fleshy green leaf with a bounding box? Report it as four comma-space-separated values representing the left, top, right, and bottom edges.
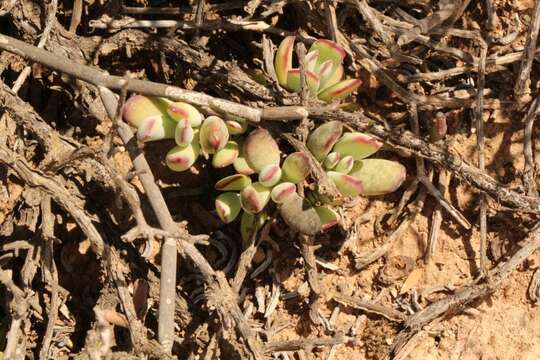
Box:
282, 152, 310, 184
314, 206, 340, 230
323, 152, 341, 170
270, 182, 297, 204
123, 95, 169, 127
349, 159, 406, 196
233, 155, 256, 175
215, 174, 252, 191
333, 132, 382, 161
240, 182, 271, 214
166, 101, 203, 127
174, 119, 194, 147
327, 171, 363, 197
199, 116, 229, 154
259, 164, 282, 187
215, 192, 241, 224
244, 128, 280, 173
279, 192, 321, 235
137, 115, 176, 142
309, 39, 346, 72
225, 115, 248, 135
240, 211, 267, 243
306, 121, 343, 161
319, 63, 343, 91
304, 49, 319, 72
212, 141, 239, 168
318, 78, 362, 102
334, 155, 354, 174
286, 69, 320, 96
165, 141, 200, 172
275, 36, 295, 86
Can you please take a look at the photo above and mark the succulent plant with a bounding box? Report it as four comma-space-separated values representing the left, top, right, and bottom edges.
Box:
243, 128, 280, 173
274, 37, 361, 102
240, 182, 271, 214
259, 164, 282, 187
165, 141, 200, 172
307, 121, 343, 161
212, 141, 239, 168
281, 152, 310, 184
123, 93, 406, 240
314, 206, 340, 230
199, 116, 229, 154
167, 101, 203, 127
215, 192, 241, 223
215, 174, 252, 191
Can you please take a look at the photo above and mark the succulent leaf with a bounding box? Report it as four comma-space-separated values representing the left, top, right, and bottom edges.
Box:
174, 119, 194, 147
323, 152, 341, 170
349, 159, 406, 196
225, 116, 248, 135
306, 121, 343, 161
270, 182, 297, 204
282, 152, 310, 184
240, 211, 267, 243
327, 171, 363, 197
332, 132, 382, 161
137, 115, 176, 142
212, 141, 239, 168
199, 116, 229, 154
334, 155, 354, 173
167, 102, 203, 127
286, 69, 320, 96
278, 192, 321, 235
215, 192, 241, 224
165, 141, 200, 172
314, 206, 340, 230
240, 182, 271, 214
318, 78, 362, 102
304, 49, 319, 72
319, 64, 343, 91
244, 128, 280, 173
259, 164, 282, 187
215, 174, 252, 191
309, 39, 346, 72
233, 155, 256, 175
275, 36, 295, 86
123, 95, 169, 128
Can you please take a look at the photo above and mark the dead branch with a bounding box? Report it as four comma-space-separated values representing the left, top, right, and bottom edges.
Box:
515, 0, 540, 102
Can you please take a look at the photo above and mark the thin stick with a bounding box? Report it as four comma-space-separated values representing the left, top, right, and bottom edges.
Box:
406, 47, 540, 82
0, 33, 306, 123
193, 0, 205, 39
476, 40, 488, 276
426, 170, 451, 263
324, 0, 339, 42
522, 94, 540, 196
515, 0, 540, 101
39, 196, 61, 360
100, 89, 177, 353
409, 104, 470, 229
11, 0, 57, 94
332, 292, 407, 322
69, 0, 83, 34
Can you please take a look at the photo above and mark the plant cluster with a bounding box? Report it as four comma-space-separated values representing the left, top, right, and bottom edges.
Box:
275, 37, 362, 102
122, 38, 406, 240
